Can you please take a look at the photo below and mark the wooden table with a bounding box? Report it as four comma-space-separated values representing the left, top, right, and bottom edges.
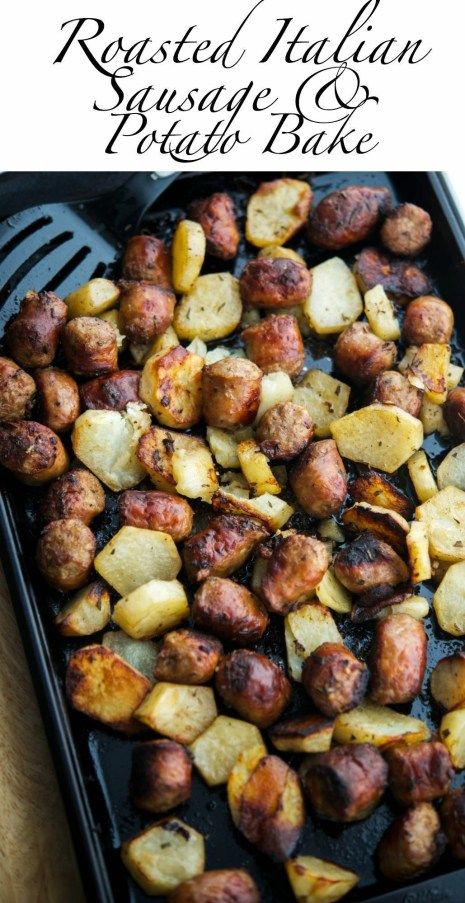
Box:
0, 565, 84, 902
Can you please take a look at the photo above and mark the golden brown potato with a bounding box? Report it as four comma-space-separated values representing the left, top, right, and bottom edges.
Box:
242, 314, 305, 378
54, 580, 110, 636
121, 818, 205, 895
41, 468, 105, 525
334, 322, 397, 387
269, 713, 334, 755
441, 789, 465, 860
369, 613, 427, 705
131, 739, 192, 813
290, 439, 348, 518
444, 388, 465, 441
301, 743, 388, 822
0, 420, 69, 485
119, 490, 193, 542
381, 203, 432, 257
239, 258, 311, 309
257, 402, 314, 461
370, 370, 423, 418
0, 356, 36, 421
353, 247, 431, 303
34, 367, 80, 432
62, 317, 118, 377
122, 235, 172, 287
189, 193, 240, 260
246, 177, 312, 248
66, 644, 150, 733
258, 534, 329, 615
215, 650, 291, 728
154, 629, 223, 684
351, 471, 413, 520
308, 186, 391, 250
80, 370, 141, 411
202, 358, 262, 430
140, 346, 204, 429
183, 515, 268, 583
386, 741, 453, 805
402, 296, 453, 346
6, 290, 67, 368
377, 802, 445, 881
169, 869, 260, 903
118, 282, 175, 344
430, 652, 465, 710
302, 642, 368, 717
192, 577, 269, 645
36, 517, 95, 591
342, 503, 409, 555
334, 533, 409, 595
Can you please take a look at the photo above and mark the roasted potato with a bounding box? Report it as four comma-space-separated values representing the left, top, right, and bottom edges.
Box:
439, 707, 465, 767
303, 257, 363, 335
189, 716, 265, 787
258, 245, 306, 265
433, 559, 465, 635
72, 404, 151, 491
0, 356, 36, 421
113, 579, 188, 640
174, 273, 242, 342
403, 296, 453, 346
54, 581, 110, 636
371, 370, 423, 418
290, 439, 348, 518
246, 178, 312, 248
308, 185, 391, 250
430, 652, 465, 710
302, 743, 388, 824
294, 369, 350, 438
193, 577, 268, 645
189, 192, 239, 260
406, 342, 450, 404
118, 282, 175, 345
119, 490, 193, 542
80, 370, 141, 412
99, 308, 126, 350
237, 438, 281, 496
183, 514, 268, 582
34, 367, 80, 432
408, 449, 438, 502
154, 629, 222, 685
0, 420, 69, 485
215, 650, 291, 728
445, 387, 465, 441
239, 258, 311, 309
315, 567, 352, 614
171, 219, 206, 293
257, 534, 329, 615
255, 370, 294, 422
407, 521, 432, 583
437, 443, 465, 492
122, 235, 172, 287
363, 284, 400, 341
377, 803, 445, 881
202, 358, 262, 430
211, 489, 294, 533
65, 278, 120, 318
441, 789, 465, 860
420, 397, 450, 436
385, 741, 453, 805
121, 819, 205, 896
351, 470, 413, 519
6, 290, 67, 368
334, 533, 409, 595
381, 203, 432, 256
302, 643, 368, 717
269, 714, 334, 755
334, 701, 430, 748
135, 683, 217, 744
131, 740, 192, 813
369, 614, 427, 704
331, 403, 423, 473
139, 346, 203, 429
285, 603, 342, 682
342, 502, 409, 554
41, 467, 105, 525
66, 644, 150, 733
169, 869, 260, 903
102, 631, 159, 682
256, 402, 314, 461
62, 316, 118, 377
242, 314, 305, 378
353, 247, 431, 303
137, 427, 215, 498
206, 425, 253, 469
95, 525, 181, 596
334, 322, 397, 387
285, 856, 359, 903
36, 517, 95, 591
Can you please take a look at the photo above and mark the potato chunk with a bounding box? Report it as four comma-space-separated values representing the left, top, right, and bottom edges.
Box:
171, 443, 218, 503
315, 568, 352, 614
269, 714, 334, 755
364, 284, 400, 341
331, 404, 423, 473
66, 645, 150, 733
113, 579, 189, 640
406, 343, 450, 404
172, 219, 206, 294
237, 439, 281, 496
286, 856, 359, 903
433, 560, 465, 635
334, 701, 430, 748
255, 371, 295, 423
94, 526, 181, 596
102, 631, 159, 682
407, 521, 431, 584
246, 178, 312, 247
206, 426, 253, 469
65, 278, 120, 319
408, 450, 438, 502
140, 346, 204, 429
430, 653, 465, 710
212, 489, 294, 532
173, 273, 242, 341
121, 819, 205, 896
416, 486, 465, 563
71, 403, 151, 491
303, 257, 363, 335
293, 370, 350, 439
189, 715, 265, 786
285, 603, 342, 681
420, 398, 449, 436
439, 709, 465, 768
135, 683, 217, 744
342, 502, 409, 554
55, 581, 111, 636
437, 443, 465, 491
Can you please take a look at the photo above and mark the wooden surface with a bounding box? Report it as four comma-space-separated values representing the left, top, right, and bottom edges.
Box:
0, 565, 84, 903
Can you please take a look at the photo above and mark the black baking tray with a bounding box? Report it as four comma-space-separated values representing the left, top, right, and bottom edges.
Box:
1, 171, 465, 903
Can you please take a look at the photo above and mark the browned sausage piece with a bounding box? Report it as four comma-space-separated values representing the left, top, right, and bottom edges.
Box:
354, 247, 431, 304
290, 439, 347, 518
441, 789, 465, 860
189, 193, 240, 260
302, 642, 368, 717
308, 186, 391, 250
6, 290, 67, 368
202, 358, 262, 430
80, 370, 141, 411
0, 356, 36, 422
34, 367, 80, 432
239, 258, 311, 309
334, 322, 397, 387
370, 370, 423, 418
402, 296, 453, 346
301, 744, 388, 822
386, 741, 453, 806
444, 387, 465, 441
258, 534, 329, 615
183, 514, 268, 583
381, 203, 432, 257
215, 650, 291, 728
333, 533, 409, 595
154, 629, 223, 684
192, 576, 269, 645
351, 471, 414, 520
122, 235, 172, 288
0, 421, 69, 485
242, 314, 305, 378
131, 739, 192, 813
36, 517, 95, 591
369, 613, 427, 705
41, 468, 105, 525
120, 490, 193, 542
257, 402, 314, 461
377, 803, 446, 881
169, 869, 260, 903
63, 317, 118, 377
118, 282, 175, 344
